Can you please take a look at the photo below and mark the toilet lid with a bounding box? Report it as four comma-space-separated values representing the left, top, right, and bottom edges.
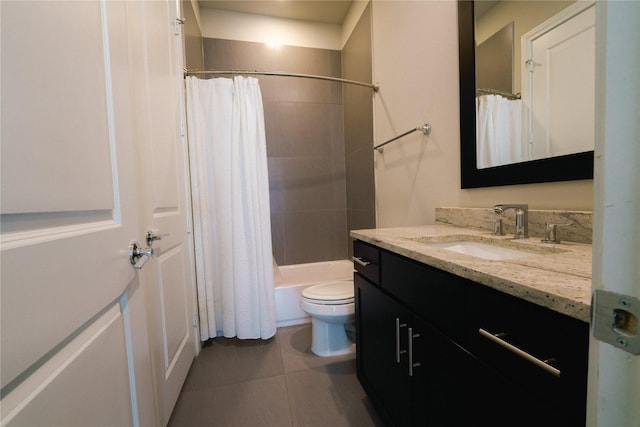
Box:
301, 281, 354, 305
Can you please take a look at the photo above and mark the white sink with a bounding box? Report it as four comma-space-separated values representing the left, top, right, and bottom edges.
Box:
427, 240, 536, 260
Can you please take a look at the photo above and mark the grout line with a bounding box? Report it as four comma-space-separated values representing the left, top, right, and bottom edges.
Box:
276, 326, 296, 427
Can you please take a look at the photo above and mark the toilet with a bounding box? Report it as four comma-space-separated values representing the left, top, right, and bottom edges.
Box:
299, 280, 356, 357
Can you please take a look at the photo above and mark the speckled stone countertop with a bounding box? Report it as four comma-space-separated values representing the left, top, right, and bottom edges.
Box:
351, 225, 592, 323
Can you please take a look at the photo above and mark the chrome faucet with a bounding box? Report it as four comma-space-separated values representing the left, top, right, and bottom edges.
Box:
493, 204, 529, 239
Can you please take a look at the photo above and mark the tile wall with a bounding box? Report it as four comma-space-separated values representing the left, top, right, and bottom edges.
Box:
343, 4, 376, 255
203, 39, 348, 265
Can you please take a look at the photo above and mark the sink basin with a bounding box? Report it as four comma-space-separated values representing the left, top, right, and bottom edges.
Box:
426, 240, 537, 260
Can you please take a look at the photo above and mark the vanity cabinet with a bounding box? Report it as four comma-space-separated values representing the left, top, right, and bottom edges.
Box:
353, 240, 589, 427
354, 242, 469, 426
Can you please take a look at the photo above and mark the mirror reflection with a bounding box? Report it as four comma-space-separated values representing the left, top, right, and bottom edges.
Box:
474, 1, 595, 169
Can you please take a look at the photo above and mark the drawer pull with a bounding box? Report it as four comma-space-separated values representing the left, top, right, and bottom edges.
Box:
395, 318, 407, 363
352, 256, 371, 267
478, 328, 561, 378
408, 327, 421, 377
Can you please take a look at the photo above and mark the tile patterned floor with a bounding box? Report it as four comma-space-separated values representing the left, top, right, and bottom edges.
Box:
168, 324, 384, 427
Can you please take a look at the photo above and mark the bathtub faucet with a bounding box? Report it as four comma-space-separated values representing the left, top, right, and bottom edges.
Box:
493, 204, 528, 239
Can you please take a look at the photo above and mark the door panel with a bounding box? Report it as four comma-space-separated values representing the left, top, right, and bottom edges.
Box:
125, 1, 196, 423
1, 2, 115, 214
1, 0, 139, 397
144, 0, 181, 211
2, 305, 133, 427
158, 245, 191, 368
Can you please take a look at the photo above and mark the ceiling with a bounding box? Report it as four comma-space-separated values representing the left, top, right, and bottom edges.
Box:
198, 1, 353, 25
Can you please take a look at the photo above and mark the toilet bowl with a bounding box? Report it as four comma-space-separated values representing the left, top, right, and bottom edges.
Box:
299, 280, 355, 357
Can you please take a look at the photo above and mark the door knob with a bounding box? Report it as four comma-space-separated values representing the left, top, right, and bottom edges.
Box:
129, 241, 153, 269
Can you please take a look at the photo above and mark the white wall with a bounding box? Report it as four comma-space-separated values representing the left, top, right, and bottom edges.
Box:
371, 0, 593, 228
199, 7, 342, 50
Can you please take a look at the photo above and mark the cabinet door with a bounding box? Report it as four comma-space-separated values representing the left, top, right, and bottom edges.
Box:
355, 275, 412, 427
411, 315, 470, 426
466, 284, 588, 424
381, 251, 466, 341
467, 355, 566, 427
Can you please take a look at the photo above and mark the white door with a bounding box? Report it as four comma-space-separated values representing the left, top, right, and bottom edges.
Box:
522, 2, 595, 160
126, 1, 197, 424
1, 1, 154, 425
589, 1, 640, 425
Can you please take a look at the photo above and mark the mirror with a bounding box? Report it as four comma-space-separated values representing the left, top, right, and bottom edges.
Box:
458, 1, 594, 188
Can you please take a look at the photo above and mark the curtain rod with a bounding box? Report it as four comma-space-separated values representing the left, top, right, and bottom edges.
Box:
184, 69, 380, 92
476, 87, 521, 100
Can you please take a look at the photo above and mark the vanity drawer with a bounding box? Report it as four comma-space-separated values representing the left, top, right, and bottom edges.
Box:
380, 251, 466, 341
466, 284, 589, 425
353, 240, 380, 285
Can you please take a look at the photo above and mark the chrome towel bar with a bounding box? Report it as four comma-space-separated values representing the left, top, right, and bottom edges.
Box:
373, 123, 431, 152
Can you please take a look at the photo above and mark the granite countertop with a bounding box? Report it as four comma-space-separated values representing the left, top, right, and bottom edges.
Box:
351, 225, 592, 323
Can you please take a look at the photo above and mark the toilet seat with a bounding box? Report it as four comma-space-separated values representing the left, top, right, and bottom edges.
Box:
301, 281, 354, 305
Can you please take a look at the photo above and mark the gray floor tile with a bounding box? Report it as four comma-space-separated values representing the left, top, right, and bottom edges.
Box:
181, 334, 285, 391
285, 362, 384, 427
169, 375, 292, 427
169, 324, 381, 427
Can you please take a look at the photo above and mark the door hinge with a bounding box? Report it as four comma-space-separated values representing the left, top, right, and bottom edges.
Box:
180, 120, 185, 137
192, 312, 198, 329
174, 17, 185, 35
186, 217, 192, 234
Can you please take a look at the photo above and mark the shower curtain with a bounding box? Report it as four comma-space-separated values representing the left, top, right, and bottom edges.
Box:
476, 94, 523, 168
186, 76, 276, 340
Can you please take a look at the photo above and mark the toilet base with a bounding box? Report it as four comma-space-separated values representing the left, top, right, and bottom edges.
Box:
310, 317, 356, 357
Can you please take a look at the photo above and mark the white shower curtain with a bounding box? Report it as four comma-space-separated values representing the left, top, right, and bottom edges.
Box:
186, 76, 276, 340
476, 94, 523, 168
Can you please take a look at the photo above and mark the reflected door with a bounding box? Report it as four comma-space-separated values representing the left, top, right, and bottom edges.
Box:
524, 3, 595, 160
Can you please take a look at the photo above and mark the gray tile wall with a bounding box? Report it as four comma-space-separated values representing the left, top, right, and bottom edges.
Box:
342, 5, 376, 253
203, 39, 348, 265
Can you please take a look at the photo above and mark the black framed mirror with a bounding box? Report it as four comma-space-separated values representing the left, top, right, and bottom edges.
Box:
457, 1, 593, 189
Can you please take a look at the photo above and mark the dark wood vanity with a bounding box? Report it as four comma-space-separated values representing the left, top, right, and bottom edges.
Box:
353, 239, 589, 426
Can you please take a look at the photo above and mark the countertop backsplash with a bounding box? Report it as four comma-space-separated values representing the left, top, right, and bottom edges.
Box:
436, 207, 593, 244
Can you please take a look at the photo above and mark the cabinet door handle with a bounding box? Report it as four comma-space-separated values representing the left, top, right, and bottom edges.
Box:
395, 318, 407, 363
408, 327, 421, 377
352, 256, 371, 267
478, 328, 561, 377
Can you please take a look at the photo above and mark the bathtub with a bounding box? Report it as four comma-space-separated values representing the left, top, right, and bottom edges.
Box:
274, 259, 354, 327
